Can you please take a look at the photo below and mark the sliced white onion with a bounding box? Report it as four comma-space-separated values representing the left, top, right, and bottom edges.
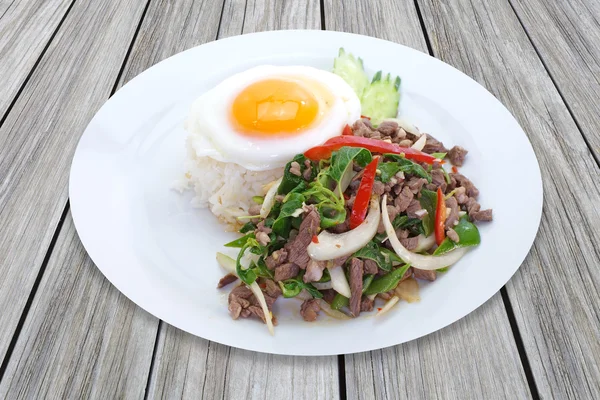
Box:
329, 266, 351, 298
411, 134, 427, 151
319, 299, 351, 320
260, 176, 283, 218
216, 252, 274, 335
249, 281, 275, 335
336, 168, 357, 198
414, 209, 428, 218
376, 296, 400, 316
382, 117, 421, 136
414, 234, 436, 253
367, 294, 377, 301
382, 195, 469, 270
312, 281, 333, 290
308, 196, 380, 260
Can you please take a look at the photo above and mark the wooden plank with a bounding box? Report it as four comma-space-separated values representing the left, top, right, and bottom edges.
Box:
416, 0, 600, 398
0, 216, 158, 399
0, 0, 147, 367
510, 0, 600, 159
147, 324, 339, 400
325, 1, 532, 398
0, 0, 226, 397
146, 1, 339, 399
0, 0, 73, 120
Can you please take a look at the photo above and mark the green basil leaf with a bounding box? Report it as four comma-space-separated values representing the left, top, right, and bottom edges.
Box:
251, 257, 274, 279
278, 154, 317, 195
431, 152, 447, 160
364, 264, 411, 295
353, 241, 392, 271
319, 203, 347, 229
419, 189, 437, 237
224, 233, 255, 248
434, 215, 481, 256
328, 147, 372, 185
272, 193, 305, 238
362, 274, 375, 293
377, 162, 403, 183
239, 222, 256, 234
280, 279, 323, 299
384, 153, 431, 183
236, 241, 258, 285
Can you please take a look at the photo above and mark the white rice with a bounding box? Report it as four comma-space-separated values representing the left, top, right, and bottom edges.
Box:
176, 137, 284, 230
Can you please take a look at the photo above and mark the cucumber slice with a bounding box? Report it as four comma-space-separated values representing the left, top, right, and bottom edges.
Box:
361, 71, 401, 123
332, 48, 370, 97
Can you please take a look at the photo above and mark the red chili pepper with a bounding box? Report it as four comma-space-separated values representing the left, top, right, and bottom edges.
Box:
349, 156, 379, 229
451, 166, 458, 174
303, 136, 436, 164
259, 283, 267, 289
435, 187, 447, 245
312, 235, 319, 244
342, 124, 353, 136
360, 115, 371, 120
377, 307, 382, 311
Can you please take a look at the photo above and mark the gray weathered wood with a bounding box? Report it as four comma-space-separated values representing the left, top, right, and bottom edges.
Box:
0, 0, 73, 120
417, 0, 600, 398
510, 0, 600, 160
0, 215, 158, 399
147, 324, 339, 400
326, 1, 531, 398
146, 1, 339, 399
0, 0, 147, 366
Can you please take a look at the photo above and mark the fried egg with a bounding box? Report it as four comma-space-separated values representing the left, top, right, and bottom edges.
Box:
186, 65, 361, 171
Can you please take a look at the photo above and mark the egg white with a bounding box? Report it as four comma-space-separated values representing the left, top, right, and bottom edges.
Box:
186, 65, 361, 171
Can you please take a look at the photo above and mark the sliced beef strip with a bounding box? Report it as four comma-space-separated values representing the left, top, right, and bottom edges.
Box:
352, 119, 374, 137
471, 209, 493, 222
446, 228, 460, 242
406, 199, 423, 219
400, 267, 413, 282
363, 259, 379, 275
447, 146, 468, 166
300, 299, 321, 322
372, 180, 385, 196
332, 255, 350, 268
246, 305, 267, 323
377, 205, 400, 234
452, 173, 480, 198
284, 206, 320, 269
329, 217, 350, 234
265, 249, 288, 270
377, 120, 399, 137
248, 204, 261, 216
217, 273, 238, 289
303, 259, 327, 283
400, 236, 419, 251
303, 166, 312, 181
406, 177, 428, 194
349, 258, 364, 317
431, 169, 447, 192
422, 134, 448, 154
360, 296, 375, 312
413, 268, 436, 281
396, 229, 409, 240
445, 196, 460, 229
264, 279, 282, 299
321, 289, 337, 304
274, 262, 299, 282
465, 197, 481, 215
394, 186, 414, 212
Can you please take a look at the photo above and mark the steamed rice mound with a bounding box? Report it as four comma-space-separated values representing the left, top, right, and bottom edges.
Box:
177, 137, 284, 229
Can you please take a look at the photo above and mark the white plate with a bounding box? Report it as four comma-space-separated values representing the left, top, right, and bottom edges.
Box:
70, 30, 542, 356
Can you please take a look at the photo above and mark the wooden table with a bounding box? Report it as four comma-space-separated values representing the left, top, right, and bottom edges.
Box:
1, 0, 599, 398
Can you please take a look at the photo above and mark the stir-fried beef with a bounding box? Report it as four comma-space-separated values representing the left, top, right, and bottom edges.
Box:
265, 249, 288, 270
431, 169, 447, 193
329, 217, 351, 233
400, 236, 419, 251
349, 258, 364, 317
284, 206, 320, 269
363, 259, 379, 275
256, 231, 270, 246
352, 119, 373, 137
401, 267, 414, 282
228, 281, 280, 323
406, 199, 422, 219
300, 299, 321, 322
453, 173, 479, 198
406, 177, 428, 194
395, 186, 414, 212
445, 196, 460, 229
372, 180, 385, 196
321, 289, 337, 304
465, 197, 481, 215
377, 120, 399, 137
303, 259, 327, 283
228, 286, 253, 320
399, 139, 413, 147
360, 296, 375, 312
264, 279, 282, 299
274, 262, 299, 282
471, 209, 493, 222
248, 204, 261, 216
217, 273, 238, 289
333, 255, 350, 267
413, 269, 436, 281
422, 134, 448, 153
448, 146, 468, 166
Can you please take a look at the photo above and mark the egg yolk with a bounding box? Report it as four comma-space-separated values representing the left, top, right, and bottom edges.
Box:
231, 79, 319, 136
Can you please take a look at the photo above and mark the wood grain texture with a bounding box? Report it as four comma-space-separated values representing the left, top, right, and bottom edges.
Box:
0, 0, 147, 366
325, 1, 531, 398
146, 1, 339, 399
0, 215, 158, 399
417, 0, 600, 398
0, 0, 73, 120
510, 0, 600, 159
218, 0, 320, 38
147, 324, 339, 400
